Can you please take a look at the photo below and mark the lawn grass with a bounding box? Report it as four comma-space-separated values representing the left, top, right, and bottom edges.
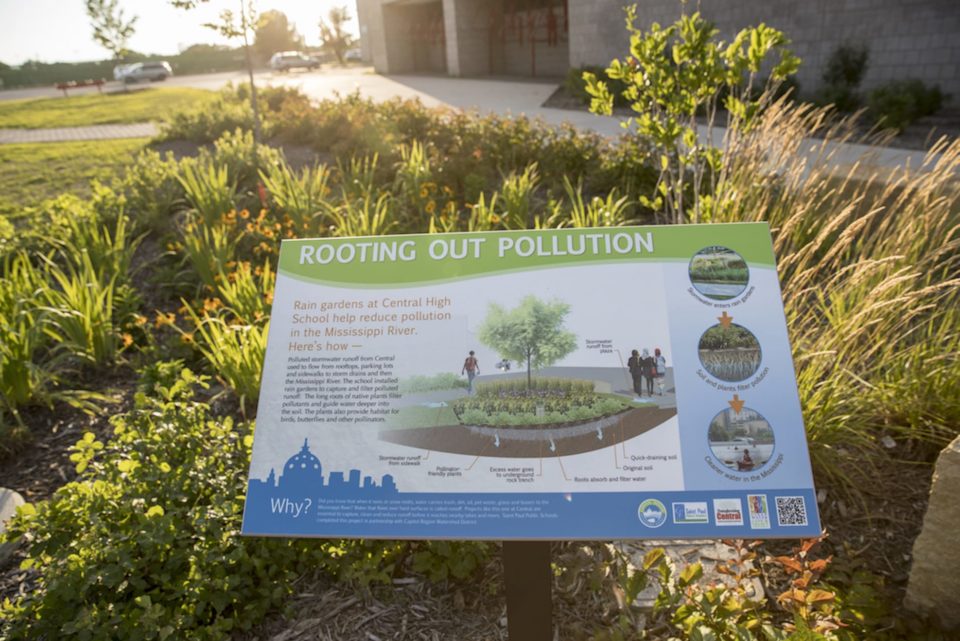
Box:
0, 138, 148, 218
0, 87, 216, 128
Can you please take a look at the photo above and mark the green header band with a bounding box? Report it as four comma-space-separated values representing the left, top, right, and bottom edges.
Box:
277, 223, 775, 287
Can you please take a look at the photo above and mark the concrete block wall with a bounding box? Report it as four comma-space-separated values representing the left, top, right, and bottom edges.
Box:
445, 0, 493, 76
568, 0, 960, 98
497, 6, 570, 77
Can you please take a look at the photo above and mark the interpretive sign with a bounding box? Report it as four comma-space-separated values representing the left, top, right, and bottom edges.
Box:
242, 223, 821, 539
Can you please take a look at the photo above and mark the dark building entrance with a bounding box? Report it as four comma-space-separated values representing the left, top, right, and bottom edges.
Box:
382, 0, 447, 73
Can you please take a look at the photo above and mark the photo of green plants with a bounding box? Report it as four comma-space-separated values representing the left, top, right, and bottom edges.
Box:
688, 246, 750, 300
698, 323, 762, 382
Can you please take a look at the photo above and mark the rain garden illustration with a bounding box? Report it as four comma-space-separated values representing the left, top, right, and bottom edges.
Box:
688, 246, 750, 300
380, 295, 677, 457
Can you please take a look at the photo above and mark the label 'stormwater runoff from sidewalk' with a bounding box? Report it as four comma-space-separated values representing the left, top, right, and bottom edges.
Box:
242, 224, 820, 539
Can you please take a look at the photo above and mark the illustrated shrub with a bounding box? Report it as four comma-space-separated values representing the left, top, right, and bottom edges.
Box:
0, 382, 404, 640
399, 372, 468, 393
453, 392, 629, 427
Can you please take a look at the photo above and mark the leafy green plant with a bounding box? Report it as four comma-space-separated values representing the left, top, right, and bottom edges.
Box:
565, 66, 629, 108
0, 390, 401, 641
328, 192, 396, 237
497, 162, 540, 229
213, 259, 274, 325
177, 160, 236, 227
40, 250, 128, 367
181, 307, 267, 414
817, 44, 869, 112
585, 7, 800, 223
868, 79, 944, 131
178, 218, 240, 293
260, 159, 332, 235
560, 177, 630, 228
410, 541, 490, 582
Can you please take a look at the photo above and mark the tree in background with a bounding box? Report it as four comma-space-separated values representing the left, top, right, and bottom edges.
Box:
85, 0, 138, 60
170, 0, 262, 144
478, 296, 578, 389
318, 6, 355, 65
254, 10, 303, 60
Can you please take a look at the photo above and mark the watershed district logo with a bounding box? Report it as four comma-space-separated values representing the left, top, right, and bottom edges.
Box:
747, 494, 771, 529
638, 498, 667, 528
672, 501, 709, 524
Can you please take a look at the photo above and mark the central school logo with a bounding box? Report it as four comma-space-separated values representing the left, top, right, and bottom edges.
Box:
713, 498, 744, 526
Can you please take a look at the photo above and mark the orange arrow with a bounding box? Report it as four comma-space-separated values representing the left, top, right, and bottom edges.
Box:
718, 311, 733, 328
729, 394, 745, 414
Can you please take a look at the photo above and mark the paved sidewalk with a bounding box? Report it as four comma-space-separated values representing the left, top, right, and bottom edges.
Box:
0, 122, 158, 144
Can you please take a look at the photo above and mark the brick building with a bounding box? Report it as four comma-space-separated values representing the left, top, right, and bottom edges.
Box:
356, 0, 959, 96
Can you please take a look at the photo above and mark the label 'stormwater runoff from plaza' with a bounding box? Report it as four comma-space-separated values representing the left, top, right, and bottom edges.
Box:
242, 224, 821, 539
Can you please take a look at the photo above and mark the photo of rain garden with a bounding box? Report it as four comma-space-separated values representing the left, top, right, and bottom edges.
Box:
707, 406, 776, 471
698, 323, 763, 382
688, 245, 750, 300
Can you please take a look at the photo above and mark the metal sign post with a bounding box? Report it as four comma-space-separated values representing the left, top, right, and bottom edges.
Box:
503, 541, 553, 641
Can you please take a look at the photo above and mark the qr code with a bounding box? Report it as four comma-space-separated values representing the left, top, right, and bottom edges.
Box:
775, 496, 808, 526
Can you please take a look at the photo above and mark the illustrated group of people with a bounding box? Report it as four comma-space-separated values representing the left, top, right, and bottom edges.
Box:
627, 348, 666, 397
461, 348, 668, 398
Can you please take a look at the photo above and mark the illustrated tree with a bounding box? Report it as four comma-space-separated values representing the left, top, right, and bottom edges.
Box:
478, 296, 577, 389
253, 10, 303, 60
318, 6, 355, 66
85, 0, 138, 60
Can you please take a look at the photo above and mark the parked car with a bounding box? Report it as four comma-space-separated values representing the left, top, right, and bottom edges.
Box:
344, 48, 363, 62
269, 51, 320, 72
115, 61, 173, 83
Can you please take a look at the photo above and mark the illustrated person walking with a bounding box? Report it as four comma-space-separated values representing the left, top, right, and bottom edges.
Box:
462, 350, 480, 393
641, 349, 656, 396
654, 347, 667, 396
627, 349, 643, 397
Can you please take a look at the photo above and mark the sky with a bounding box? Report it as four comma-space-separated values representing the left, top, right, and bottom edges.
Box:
0, 0, 360, 66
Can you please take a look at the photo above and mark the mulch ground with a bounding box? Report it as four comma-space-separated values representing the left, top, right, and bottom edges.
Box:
379, 407, 677, 458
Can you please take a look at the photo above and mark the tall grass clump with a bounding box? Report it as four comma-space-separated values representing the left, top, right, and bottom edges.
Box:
181, 306, 267, 414
178, 161, 236, 227
586, 7, 958, 497
260, 160, 333, 235
711, 100, 960, 491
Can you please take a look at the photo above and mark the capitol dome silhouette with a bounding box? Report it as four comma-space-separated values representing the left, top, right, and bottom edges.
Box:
279, 438, 323, 490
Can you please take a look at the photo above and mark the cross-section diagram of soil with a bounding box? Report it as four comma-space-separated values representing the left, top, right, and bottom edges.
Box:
379, 406, 677, 458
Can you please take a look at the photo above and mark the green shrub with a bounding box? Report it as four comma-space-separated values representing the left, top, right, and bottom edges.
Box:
816, 44, 869, 112
565, 66, 629, 108
160, 91, 258, 144
0, 388, 390, 640
868, 79, 945, 131
181, 309, 267, 414
410, 541, 490, 582
259, 159, 333, 235
41, 250, 133, 368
